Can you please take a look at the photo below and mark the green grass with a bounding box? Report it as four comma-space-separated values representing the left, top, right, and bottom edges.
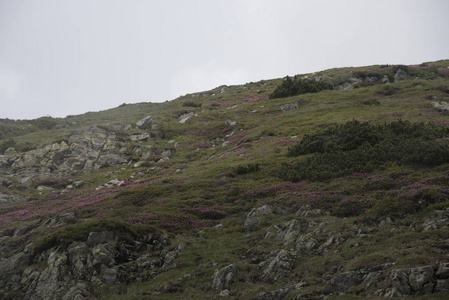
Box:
1, 59, 449, 299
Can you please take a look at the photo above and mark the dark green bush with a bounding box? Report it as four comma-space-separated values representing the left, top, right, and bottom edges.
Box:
0, 138, 16, 154
183, 101, 202, 108
269, 76, 333, 99
370, 197, 419, 217
279, 120, 449, 182
234, 163, 260, 175
362, 99, 381, 106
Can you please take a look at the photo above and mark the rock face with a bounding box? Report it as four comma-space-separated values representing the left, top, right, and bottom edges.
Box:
387, 263, 449, 296
0, 228, 182, 300
1, 126, 129, 185
136, 116, 153, 129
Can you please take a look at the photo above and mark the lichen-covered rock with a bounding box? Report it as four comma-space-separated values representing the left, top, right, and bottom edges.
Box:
136, 116, 153, 129
431, 101, 449, 112
390, 265, 436, 296
212, 264, 237, 293
280, 103, 298, 112
245, 205, 274, 231
260, 249, 296, 282
93, 153, 128, 169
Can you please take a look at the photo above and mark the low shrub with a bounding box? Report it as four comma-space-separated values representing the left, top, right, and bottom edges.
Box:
370, 197, 419, 217
234, 163, 260, 175
183, 101, 202, 108
269, 76, 333, 99
279, 120, 449, 182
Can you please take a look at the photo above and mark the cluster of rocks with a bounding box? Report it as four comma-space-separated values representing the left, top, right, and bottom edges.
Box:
0, 218, 184, 300
0, 116, 162, 187
334, 69, 410, 91
238, 204, 449, 299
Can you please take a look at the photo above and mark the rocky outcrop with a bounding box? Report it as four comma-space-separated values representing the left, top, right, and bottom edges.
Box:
259, 249, 296, 282
1, 126, 129, 184
385, 263, 449, 297
0, 228, 182, 300
179, 112, 195, 124
394, 68, 408, 82
212, 264, 237, 293
136, 116, 153, 130
245, 206, 274, 231
108, 122, 132, 131
93, 153, 127, 169
0, 192, 25, 203
431, 101, 449, 112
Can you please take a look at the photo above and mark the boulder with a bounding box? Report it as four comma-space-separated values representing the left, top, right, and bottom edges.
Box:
130, 132, 150, 142
0, 176, 12, 187
431, 101, 449, 112
280, 103, 298, 112
259, 249, 296, 282
0, 192, 25, 204
212, 264, 237, 293
136, 116, 153, 130
244, 205, 274, 231
108, 122, 132, 131
391, 265, 436, 296
94, 154, 127, 169
394, 68, 408, 82
179, 112, 194, 124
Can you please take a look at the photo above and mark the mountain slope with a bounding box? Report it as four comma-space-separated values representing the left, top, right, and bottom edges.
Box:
1, 60, 449, 299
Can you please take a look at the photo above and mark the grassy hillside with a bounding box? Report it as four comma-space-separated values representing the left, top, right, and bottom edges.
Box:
1, 60, 449, 299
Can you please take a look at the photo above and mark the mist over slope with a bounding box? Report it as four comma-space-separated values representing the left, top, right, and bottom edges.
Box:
1, 60, 449, 299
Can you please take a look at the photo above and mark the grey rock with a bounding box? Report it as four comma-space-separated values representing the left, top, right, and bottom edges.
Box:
253, 283, 295, 300
245, 205, 274, 231
108, 122, 132, 131
364, 76, 378, 83
0, 176, 12, 187
0, 192, 25, 204
102, 267, 118, 283
136, 116, 153, 130
391, 265, 436, 296
4, 147, 16, 155
280, 103, 298, 112
296, 205, 324, 217
94, 153, 127, 169
62, 283, 91, 300
275, 219, 305, 243
67, 242, 89, 279
394, 69, 408, 82
212, 264, 237, 293
179, 112, 194, 124
0, 251, 31, 281
91, 243, 116, 267
330, 270, 368, 290
260, 249, 296, 282
431, 101, 449, 112
130, 132, 150, 142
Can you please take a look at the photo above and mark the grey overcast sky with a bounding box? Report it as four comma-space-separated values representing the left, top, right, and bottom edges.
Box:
1, 0, 448, 120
